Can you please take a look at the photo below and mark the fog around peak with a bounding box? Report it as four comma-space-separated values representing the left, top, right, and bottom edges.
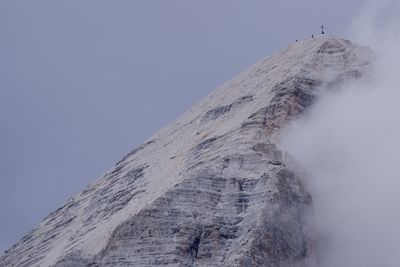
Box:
279, 1, 400, 266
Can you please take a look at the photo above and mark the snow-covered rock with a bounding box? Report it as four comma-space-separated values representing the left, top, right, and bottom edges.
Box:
0, 35, 373, 267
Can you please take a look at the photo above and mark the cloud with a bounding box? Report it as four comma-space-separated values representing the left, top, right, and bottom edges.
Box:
279, 1, 400, 266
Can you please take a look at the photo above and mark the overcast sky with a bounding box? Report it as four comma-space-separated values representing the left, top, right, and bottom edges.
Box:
0, 0, 367, 252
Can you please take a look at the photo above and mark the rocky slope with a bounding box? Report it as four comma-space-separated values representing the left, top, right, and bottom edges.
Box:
0, 35, 373, 267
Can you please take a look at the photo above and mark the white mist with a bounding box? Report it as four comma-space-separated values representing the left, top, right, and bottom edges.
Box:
280, 1, 400, 266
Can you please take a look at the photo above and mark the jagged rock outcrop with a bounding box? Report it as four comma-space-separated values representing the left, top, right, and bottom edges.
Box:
0, 35, 373, 267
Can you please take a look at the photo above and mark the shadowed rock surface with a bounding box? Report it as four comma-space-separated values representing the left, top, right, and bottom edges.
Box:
0, 35, 372, 267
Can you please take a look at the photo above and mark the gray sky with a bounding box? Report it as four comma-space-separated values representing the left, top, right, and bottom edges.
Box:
0, 0, 366, 252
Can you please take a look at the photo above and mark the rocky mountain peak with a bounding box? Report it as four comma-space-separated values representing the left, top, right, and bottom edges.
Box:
0, 36, 373, 267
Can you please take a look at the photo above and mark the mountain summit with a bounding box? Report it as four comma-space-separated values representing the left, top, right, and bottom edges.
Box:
1, 35, 373, 267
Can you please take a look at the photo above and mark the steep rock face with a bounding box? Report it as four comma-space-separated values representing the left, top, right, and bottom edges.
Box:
91, 129, 313, 266
0, 35, 373, 267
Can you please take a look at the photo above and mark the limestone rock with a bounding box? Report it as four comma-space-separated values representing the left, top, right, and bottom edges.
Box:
0, 35, 373, 267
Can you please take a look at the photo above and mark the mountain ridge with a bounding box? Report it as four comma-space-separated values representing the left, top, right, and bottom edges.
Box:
1, 35, 373, 267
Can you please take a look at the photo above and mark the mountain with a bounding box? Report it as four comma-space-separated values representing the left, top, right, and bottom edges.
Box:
0, 35, 373, 267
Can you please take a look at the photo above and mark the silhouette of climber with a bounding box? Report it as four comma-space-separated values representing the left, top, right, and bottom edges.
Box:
321, 25, 325, 34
